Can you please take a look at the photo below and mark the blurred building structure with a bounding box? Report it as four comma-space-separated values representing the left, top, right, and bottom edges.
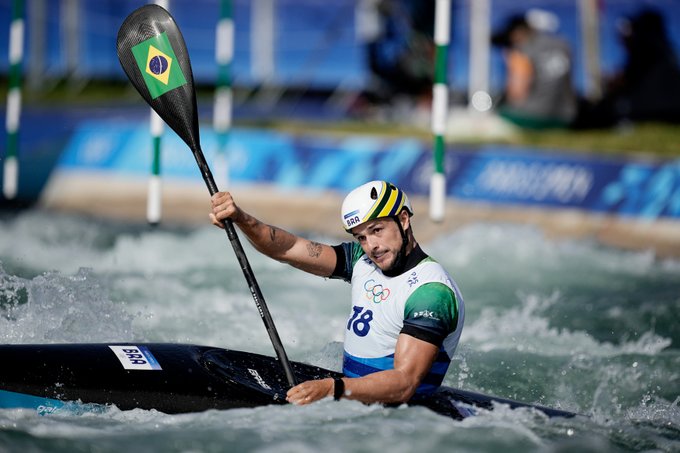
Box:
2, 0, 680, 110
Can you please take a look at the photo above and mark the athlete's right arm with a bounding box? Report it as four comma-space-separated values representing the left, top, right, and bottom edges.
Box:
210, 191, 338, 277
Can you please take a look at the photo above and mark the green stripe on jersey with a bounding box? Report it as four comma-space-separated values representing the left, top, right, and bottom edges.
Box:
404, 282, 458, 334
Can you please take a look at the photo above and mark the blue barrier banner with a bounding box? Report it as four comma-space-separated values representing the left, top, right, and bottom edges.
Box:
595, 160, 680, 219
56, 122, 680, 220
449, 148, 618, 208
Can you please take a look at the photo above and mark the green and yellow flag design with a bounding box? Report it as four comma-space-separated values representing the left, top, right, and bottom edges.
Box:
131, 32, 187, 99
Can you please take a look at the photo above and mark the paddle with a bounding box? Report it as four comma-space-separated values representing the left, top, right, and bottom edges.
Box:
116, 4, 297, 387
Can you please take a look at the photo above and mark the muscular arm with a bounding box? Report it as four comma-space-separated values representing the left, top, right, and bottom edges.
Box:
210, 192, 337, 277
286, 333, 439, 404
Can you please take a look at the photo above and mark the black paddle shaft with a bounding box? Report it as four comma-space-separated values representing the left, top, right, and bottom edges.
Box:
116, 4, 297, 387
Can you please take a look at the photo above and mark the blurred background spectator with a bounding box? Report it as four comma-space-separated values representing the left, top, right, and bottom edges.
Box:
354, 0, 435, 120
575, 8, 680, 128
491, 11, 578, 129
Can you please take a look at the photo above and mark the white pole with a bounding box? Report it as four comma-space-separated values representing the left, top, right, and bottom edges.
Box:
578, 0, 602, 101
147, 0, 170, 225
468, 0, 492, 113
147, 111, 164, 225
61, 0, 80, 85
28, 0, 46, 90
429, 0, 451, 222
4, 0, 24, 200
213, 0, 234, 189
251, 0, 275, 83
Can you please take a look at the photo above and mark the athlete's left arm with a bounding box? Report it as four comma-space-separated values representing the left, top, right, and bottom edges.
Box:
286, 334, 438, 405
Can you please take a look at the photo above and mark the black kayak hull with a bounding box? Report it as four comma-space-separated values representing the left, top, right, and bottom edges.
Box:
0, 343, 576, 419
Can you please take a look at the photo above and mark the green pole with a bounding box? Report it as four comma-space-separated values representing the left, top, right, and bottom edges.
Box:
4, 0, 24, 200
429, 0, 450, 222
213, 0, 233, 189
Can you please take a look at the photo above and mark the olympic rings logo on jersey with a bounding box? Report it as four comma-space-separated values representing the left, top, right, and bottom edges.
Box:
363, 279, 391, 304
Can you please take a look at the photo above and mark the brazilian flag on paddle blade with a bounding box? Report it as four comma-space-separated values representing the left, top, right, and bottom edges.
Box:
131, 32, 187, 99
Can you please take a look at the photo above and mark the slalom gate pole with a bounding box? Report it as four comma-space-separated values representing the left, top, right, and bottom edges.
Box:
146, 0, 169, 225
429, 0, 450, 222
4, 0, 24, 200
148, 111, 163, 224
213, 0, 233, 189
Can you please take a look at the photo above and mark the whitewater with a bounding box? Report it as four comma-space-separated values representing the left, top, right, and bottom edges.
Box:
0, 208, 678, 452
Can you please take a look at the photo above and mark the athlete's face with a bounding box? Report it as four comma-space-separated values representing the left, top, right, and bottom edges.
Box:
351, 212, 409, 271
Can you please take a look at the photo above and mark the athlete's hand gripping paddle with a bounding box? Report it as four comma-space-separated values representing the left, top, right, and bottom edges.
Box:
116, 4, 297, 388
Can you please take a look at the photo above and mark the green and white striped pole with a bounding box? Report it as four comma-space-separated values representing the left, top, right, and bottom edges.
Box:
148, 110, 163, 224
429, 0, 450, 222
4, 0, 24, 200
147, 0, 169, 225
213, 0, 233, 189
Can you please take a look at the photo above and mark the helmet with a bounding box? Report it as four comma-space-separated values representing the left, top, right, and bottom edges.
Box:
341, 181, 413, 231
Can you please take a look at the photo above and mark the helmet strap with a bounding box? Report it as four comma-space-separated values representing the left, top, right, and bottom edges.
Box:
383, 215, 410, 277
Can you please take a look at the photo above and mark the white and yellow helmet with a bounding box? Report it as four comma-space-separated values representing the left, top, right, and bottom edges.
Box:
341, 181, 413, 231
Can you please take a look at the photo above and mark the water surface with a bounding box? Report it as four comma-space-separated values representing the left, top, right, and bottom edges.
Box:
0, 209, 678, 452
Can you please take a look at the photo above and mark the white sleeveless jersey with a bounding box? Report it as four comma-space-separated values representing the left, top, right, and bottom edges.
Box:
341, 251, 465, 392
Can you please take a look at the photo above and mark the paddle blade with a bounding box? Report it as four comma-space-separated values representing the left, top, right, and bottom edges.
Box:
116, 4, 200, 151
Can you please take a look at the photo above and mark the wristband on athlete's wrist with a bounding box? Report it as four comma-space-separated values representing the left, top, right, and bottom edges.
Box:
333, 377, 345, 401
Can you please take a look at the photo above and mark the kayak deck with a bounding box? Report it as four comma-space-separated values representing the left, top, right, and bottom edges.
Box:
0, 343, 577, 419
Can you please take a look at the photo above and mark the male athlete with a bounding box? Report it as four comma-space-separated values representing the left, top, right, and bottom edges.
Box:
210, 180, 464, 405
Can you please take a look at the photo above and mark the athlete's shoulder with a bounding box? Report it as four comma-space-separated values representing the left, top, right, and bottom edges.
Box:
330, 241, 367, 282
347, 241, 366, 265
411, 257, 455, 282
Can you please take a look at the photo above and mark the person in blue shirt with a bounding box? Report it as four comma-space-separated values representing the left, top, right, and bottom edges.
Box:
210, 181, 464, 405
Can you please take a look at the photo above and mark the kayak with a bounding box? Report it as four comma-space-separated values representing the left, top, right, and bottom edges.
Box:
0, 343, 577, 419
